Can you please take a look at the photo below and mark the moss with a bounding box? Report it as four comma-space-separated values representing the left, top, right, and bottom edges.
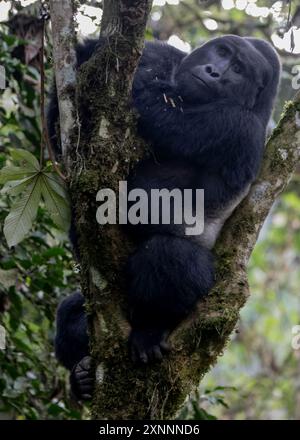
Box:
269, 100, 296, 140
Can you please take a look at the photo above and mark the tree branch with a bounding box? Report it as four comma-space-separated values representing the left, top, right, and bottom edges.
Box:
49, 0, 77, 171
67, 0, 154, 419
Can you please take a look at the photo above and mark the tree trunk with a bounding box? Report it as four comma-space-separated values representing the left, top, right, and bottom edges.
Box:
70, 0, 160, 419
50, 0, 300, 420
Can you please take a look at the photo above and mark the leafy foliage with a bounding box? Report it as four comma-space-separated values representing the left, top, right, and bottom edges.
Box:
200, 191, 300, 419
0, 176, 83, 419
0, 148, 70, 247
0, 28, 81, 420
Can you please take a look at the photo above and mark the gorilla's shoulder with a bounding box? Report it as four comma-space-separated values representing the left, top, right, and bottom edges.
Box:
144, 40, 187, 58
141, 40, 186, 70
134, 40, 186, 90
75, 39, 187, 72
76, 38, 99, 66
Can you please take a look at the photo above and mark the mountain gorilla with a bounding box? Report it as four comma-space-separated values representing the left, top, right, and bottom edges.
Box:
49, 35, 280, 399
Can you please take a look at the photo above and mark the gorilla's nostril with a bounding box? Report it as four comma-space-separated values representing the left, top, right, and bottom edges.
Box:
205, 65, 219, 78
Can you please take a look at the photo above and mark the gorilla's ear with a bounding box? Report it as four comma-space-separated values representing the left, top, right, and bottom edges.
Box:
246, 38, 281, 121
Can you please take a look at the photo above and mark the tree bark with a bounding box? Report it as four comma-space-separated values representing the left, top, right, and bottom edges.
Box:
50, 0, 300, 420
69, 0, 157, 419
49, 0, 77, 170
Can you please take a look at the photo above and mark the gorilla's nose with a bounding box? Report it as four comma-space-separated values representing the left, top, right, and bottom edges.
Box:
204, 64, 220, 78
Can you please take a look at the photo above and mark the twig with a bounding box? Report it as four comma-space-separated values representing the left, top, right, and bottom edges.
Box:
39, 18, 45, 168
49, 0, 78, 171
39, 13, 67, 181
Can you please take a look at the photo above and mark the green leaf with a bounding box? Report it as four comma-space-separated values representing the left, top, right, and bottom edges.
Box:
43, 172, 69, 200
3, 175, 42, 247
0, 175, 37, 196
0, 166, 37, 184
191, 400, 217, 420
0, 268, 18, 289
40, 174, 70, 231
9, 148, 40, 171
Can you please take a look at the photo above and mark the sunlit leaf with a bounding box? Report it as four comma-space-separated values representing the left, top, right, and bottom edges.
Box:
0, 166, 37, 184
9, 148, 40, 171
0, 268, 18, 289
41, 174, 70, 231
44, 172, 70, 200
3, 175, 42, 247
0, 175, 37, 196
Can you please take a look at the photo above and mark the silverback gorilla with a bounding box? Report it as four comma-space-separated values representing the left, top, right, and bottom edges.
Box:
48, 35, 280, 399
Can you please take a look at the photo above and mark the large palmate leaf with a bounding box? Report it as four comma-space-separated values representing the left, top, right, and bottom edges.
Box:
0, 166, 37, 184
0, 149, 41, 185
9, 148, 40, 171
0, 149, 71, 246
40, 174, 71, 231
43, 172, 70, 200
3, 175, 43, 247
0, 175, 37, 196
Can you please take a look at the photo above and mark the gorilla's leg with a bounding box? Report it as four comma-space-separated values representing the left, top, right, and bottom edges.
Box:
127, 235, 215, 363
55, 292, 94, 400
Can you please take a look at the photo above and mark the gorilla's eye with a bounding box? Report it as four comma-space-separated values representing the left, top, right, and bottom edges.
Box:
232, 63, 243, 74
216, 46, 229, 57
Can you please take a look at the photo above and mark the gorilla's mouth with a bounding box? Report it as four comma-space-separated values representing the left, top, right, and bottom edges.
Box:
191, 74, 211, 90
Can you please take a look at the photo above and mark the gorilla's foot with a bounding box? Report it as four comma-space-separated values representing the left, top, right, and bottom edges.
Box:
129, 328, 171, 364
70, 356, 94, 401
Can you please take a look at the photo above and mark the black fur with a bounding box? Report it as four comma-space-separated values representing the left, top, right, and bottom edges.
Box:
55, 292, 88, 371
51, 36, 280, 384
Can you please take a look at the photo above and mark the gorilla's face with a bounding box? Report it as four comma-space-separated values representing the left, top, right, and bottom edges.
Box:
175, 35, 272, 109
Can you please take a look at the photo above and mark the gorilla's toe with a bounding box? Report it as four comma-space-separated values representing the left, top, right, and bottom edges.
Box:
129, 329, 171, 364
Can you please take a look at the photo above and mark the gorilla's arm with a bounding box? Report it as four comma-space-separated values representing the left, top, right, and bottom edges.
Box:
55, 292, 89, 371
47, 39, 186, 155
55, 293, 94, 400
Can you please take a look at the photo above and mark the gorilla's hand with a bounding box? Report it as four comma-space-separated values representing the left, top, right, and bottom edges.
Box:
70, 356, 94, 401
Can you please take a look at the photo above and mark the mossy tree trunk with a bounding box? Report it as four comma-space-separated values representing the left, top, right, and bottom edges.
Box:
69, 0, 159, 419
50, 0, 300, 420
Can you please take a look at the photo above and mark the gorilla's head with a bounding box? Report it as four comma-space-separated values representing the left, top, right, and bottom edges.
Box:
175, 35, 280, 118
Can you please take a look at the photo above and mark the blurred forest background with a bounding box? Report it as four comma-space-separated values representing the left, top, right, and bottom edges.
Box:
0, 0, 299, 420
